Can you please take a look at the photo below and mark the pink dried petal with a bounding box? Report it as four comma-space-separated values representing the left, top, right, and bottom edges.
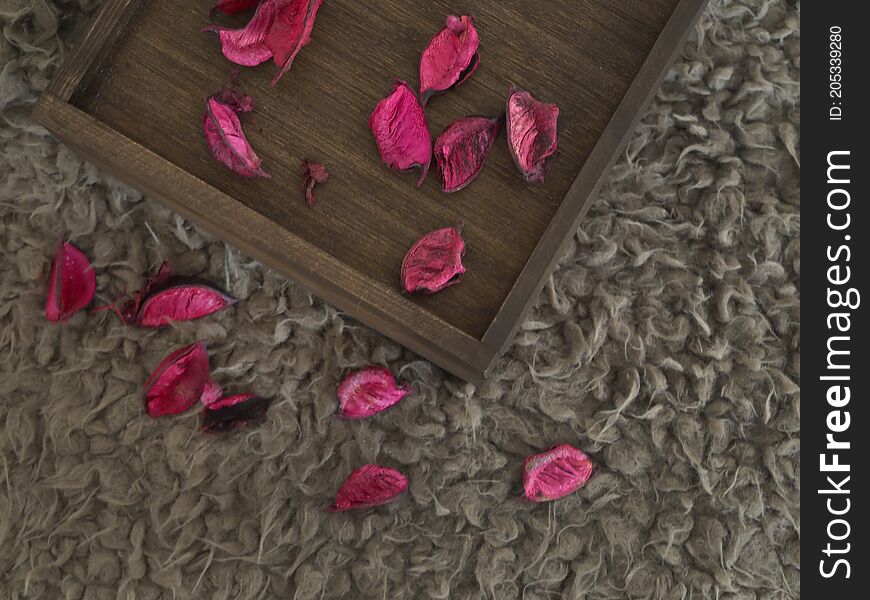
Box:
98, 263, 236, 328
204, 0, 281, 66
204, 0, 323, 85
523, 443, 593, 503
327, 464, 408, 512
506, 86, 560, 183
336, 366, 409, 420
204, 96, 269, 178
45, 240, 96, 323
201, 380, 224, 407
301, 159, 329, 207
369, 80, 432, 187
210, 0, 260, 17
202, 393, 272, 433
266, 0, 323, 85
419, 15, 480, 104
434, 115, 501, 193
138, 284, 237, 329
401, 226, 466, 294
144, 341, 216, 417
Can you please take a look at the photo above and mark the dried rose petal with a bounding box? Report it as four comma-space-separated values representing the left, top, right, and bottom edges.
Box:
419, 15, 480, 105
144, 341, 218, 417
523, 443, 593, 503
205, 0, 323, 85
138, 284, 237, 329
266, 0, 323, 85
401, 226, 466, 294
98, 263, 237, 328
506, 86, 560, 183
204, 0, 280, 67
202, 393, 272, 433
369, 80, 432, 186
204, 95, 269, 178
210, 0, 260, 17
45, 240, 96, 323
336, 366, 409, 420
434, 116, 501, 193
327, 464, 408, 512
301, 160, 329, 207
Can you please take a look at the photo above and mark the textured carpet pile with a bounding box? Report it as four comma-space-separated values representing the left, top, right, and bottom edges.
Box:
0, 1, 800, 598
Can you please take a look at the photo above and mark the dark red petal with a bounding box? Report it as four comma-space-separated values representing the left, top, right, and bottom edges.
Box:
434, 115, 501, 193
301, 159, 329, 207
46, 240, 96, 323
369, 80, 432, 187
419, 15, 480, 104
202, 394, 272, 433
523, 444, 594, 502
204, 96, 269, 178
210, 0, 260, 17
266, 0, 323, 85
401, 226, 466, 294
204, 0, 280, 66
138, 284, 237, 329
144, 342, 215, 417
327, 464, 408, 512
506, 86, 560, 183
336, 366, 409, 420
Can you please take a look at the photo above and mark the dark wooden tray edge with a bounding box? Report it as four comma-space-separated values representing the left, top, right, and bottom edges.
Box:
32, 93, 493, 382
480, 0, 711, 370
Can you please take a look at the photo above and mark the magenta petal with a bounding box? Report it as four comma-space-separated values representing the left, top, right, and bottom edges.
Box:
204, 96, 269, 178
144, 342, 215, 417
523, 444, 594, 503
327, 464, 409, 512
138, 284, 237, 329
202, 393, 272, 433
266, 0, 323, 85
210, 0, 261, 17
506, 86, 560, 183
369, 80, 432, 186
204, 0, 280, 66
301, 159, 329, 207
401, 226, 466, 295
336, 366, 409, 420
419, 15, 480, 104
434, 116, 501, 193
46, 240, 96, 323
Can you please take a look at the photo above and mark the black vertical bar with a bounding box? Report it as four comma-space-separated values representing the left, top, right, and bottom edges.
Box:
804, 2, 866, 596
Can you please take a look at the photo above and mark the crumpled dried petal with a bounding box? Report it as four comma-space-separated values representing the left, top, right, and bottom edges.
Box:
401, 226, 466, 294
265, 0, 323, 85
523, 443, 593, 502
327, 464, 409, 512
204, 0, 323, 85
419, 15, 480, 105
204, 0, 280, 66
98, 263, 237, 328
45, 240, 96, 323
506, 86, 560, 183
202, 393, 272, 433
301, 160, 329, 207
336, 366, 409, 420
369, 80, 432, 186
144, 341, 219, 417
434, 115, 501, 193
210, 0, 260, 17
204, 94, 269, 178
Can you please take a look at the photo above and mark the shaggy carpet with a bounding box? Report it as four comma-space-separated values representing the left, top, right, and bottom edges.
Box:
0, 0, 800, 598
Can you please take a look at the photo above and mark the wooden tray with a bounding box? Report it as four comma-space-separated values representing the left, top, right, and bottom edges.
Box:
34, 0, 709, 382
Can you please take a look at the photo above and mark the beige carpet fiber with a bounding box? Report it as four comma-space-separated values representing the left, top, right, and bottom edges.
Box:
0, 1, 800, 598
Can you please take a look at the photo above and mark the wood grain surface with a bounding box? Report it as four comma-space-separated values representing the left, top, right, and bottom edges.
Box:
35, 0, 709, 381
